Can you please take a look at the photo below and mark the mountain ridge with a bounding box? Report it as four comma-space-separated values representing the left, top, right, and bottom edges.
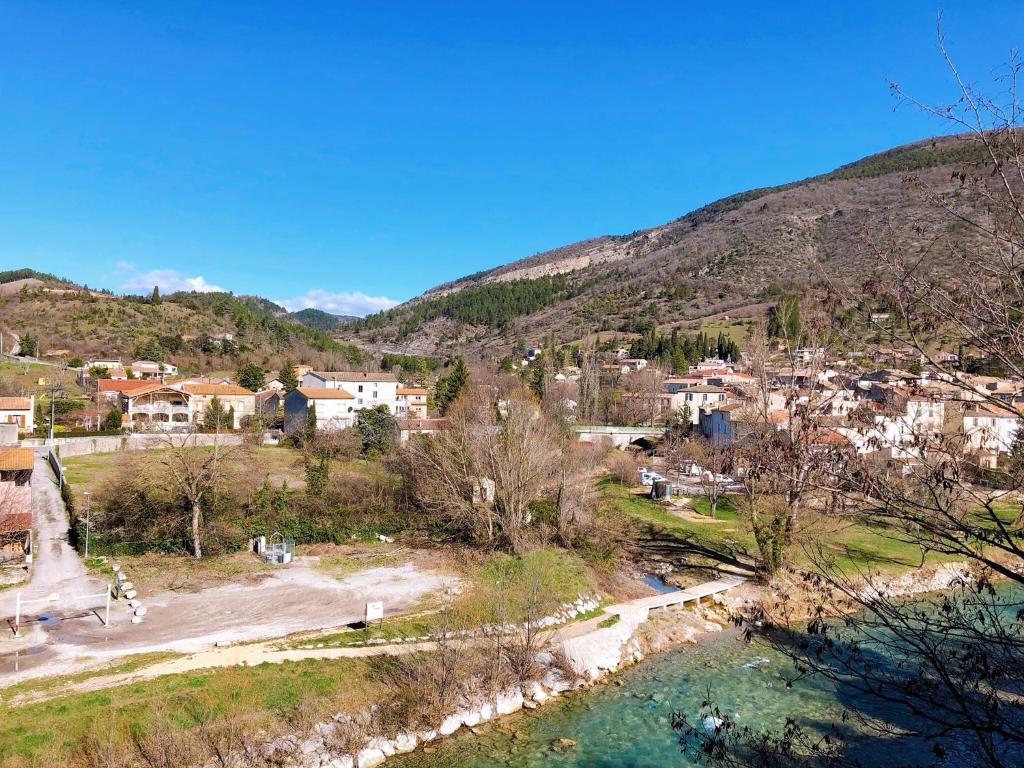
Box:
343, 132, 989, 357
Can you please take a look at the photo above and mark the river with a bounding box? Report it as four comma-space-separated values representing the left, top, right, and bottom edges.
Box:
390, 585, 1021, 767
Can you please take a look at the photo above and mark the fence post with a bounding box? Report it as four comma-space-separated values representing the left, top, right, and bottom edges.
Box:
13, 592, 20, 638
103, 584, 110, 627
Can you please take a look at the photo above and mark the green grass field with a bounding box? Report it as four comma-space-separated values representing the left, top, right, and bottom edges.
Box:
0, 658, 381, 766
600, 477, 950, 575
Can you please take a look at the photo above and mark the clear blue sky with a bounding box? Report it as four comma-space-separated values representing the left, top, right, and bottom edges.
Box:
1, 2, 1021, 315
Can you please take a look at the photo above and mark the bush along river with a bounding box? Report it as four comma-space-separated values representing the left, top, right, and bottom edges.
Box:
390, 584, 1021, 768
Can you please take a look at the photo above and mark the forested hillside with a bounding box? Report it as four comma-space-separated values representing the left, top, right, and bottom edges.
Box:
0, 280, 366, 372
341, 133, 995, 358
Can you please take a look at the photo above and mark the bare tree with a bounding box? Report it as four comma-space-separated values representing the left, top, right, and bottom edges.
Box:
401, 385, 564, 551
684, 437, 730, 518
680, 33, 1024, 768
158, 428, 248, 558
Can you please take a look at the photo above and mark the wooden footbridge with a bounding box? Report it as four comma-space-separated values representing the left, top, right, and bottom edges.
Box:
630, 574, 746, 611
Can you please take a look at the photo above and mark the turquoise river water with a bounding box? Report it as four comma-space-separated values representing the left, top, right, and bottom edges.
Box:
388, 585, 1024, 768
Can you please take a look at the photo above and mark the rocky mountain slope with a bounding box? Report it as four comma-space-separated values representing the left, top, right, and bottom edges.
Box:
344, 133, 989, 358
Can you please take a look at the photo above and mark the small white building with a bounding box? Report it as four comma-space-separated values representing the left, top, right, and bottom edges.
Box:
284, 387, 357, 433
963, 404, 1021, 455
0, 397, 34, 434
300, 371, 399, 413
396, 386, 429, 419
668, 386, 727, 424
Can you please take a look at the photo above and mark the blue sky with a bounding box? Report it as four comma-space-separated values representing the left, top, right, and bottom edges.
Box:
1, 2, 1021, 315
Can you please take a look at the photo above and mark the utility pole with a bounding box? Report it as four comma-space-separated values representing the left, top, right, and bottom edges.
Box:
84, 491, 91, 558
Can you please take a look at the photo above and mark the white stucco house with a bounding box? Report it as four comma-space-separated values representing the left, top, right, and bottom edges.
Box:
963, 404, 1021, 455
300, 371, 399, 413
0, 397, 34, 434
284, 387, 357, 433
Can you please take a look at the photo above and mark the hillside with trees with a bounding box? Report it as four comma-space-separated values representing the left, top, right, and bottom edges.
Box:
341, 133, 995, 359
0, 280, 367, 371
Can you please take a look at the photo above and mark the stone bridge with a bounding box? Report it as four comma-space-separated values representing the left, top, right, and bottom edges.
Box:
572, 424, 668, 449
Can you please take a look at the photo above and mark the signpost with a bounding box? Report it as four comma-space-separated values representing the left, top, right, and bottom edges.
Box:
365, 601, 384, 625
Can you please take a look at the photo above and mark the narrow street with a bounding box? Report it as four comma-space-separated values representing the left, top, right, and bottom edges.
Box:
18, 451, 107, 604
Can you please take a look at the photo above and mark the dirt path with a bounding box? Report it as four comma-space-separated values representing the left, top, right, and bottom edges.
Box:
3, 603, 620, 708
0, 560, 453, 686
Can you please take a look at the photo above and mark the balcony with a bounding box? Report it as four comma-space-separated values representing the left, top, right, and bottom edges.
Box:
131, 403, 190, 417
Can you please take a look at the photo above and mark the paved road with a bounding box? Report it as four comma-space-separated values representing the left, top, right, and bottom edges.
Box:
16, 452, 105, 605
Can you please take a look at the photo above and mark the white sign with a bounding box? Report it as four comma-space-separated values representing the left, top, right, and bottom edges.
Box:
365, 601, 384, 623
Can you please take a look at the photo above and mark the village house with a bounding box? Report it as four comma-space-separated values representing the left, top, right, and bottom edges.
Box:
397, 417, 448, 444
620, 358, 648, 372
395, 386, 429, 419
284, 387, 357, 433
255, 389, 282, 420
182, 383, 257, 429
0, 396, 34, 433
98, 378, 163, 405
962, 404, 1021, 457
128, 359, 178, 379
300, 371, 400, 413
122, 384, 191, 431
0, 447, 33, 565
669, 385, 728, 424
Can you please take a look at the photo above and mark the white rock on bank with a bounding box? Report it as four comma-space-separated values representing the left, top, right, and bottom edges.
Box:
495, 688, 525, 715
417, 729, 438, 744
526, 681, 549, 704
367, 737, 395, 757
356, 746, 386, 768
322, 757, 353, 768
462, 708, 482, 728
392, 732, 418, 754
477, 702, 494, 722
437, 713, 464, 736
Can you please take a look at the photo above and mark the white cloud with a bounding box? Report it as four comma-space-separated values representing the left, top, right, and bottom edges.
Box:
276, 289, 400, 317
121, 268, 225, 294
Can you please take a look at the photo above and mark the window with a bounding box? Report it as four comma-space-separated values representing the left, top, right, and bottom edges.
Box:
358, 385, 364, 393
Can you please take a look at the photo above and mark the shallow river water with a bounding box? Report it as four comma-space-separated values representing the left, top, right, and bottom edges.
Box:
389, 582, 1022, 768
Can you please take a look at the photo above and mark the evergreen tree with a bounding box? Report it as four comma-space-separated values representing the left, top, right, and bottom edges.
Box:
767, 295, 802, 343
203, 396, 228, 431
305, 403, 317, 441
435, 356, 470, 414
151, 285, 161, 304
236, 361, 265, 392
356, 405, 398, 456
279, 359, 299, 391
102, 407, 123, 432
17, 333, 37, 358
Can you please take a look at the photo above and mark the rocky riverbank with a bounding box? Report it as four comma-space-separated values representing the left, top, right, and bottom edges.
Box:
204, 590, 742, 768
215, 562, 978, 768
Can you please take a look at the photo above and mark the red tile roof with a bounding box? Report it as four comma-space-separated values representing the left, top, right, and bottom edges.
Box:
182, 384, 254, 396
98, 379, 154, 393
294, 387, 355, 400
0, 447, 34, 471
0, 513, 32, 534
0, 397, 31, 410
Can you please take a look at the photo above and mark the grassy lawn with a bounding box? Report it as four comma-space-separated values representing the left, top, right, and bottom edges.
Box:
0, 657, 383, 766
0, 360, 85, 397
691, 318, 755, 346
601, 476, 952, 575
690, 495, 741, 520
63, 445, 308, 497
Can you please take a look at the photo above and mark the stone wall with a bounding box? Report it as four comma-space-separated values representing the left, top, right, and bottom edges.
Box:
39, 433, 246, 459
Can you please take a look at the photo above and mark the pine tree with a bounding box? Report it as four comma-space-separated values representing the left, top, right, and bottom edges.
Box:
203, 396, 227, 431
236, 361, 265, 392
279, 359, 299, 391
151, 285, 161, 304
